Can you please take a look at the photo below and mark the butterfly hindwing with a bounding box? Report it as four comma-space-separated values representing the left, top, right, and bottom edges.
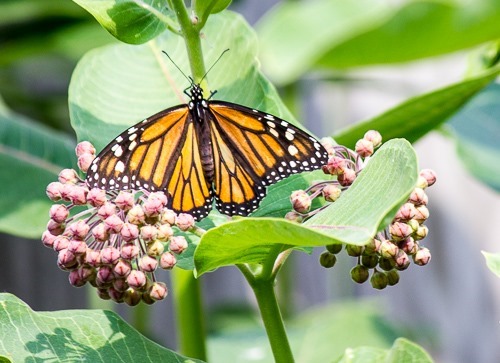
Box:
208, 102, 329, 216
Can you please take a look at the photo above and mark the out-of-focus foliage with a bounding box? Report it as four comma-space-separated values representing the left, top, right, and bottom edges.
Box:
0, 0, 114, 130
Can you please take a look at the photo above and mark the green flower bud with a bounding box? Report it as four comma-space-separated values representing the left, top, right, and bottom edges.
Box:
351, 264, 370, 284
370, 270, 388, 290
319, 251, 337, 268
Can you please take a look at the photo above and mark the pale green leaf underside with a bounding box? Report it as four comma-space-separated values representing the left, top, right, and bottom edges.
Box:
195, 139, 417, 275
0, 293, 204, 363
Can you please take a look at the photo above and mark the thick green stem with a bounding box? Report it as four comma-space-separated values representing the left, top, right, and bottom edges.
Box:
172, 268, 207, 360
251, 278, 295, 363
169, 0, 207, 84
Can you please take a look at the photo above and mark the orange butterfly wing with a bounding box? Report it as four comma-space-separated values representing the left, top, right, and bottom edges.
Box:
86, 106, 213, 219
208, 102, 328, 216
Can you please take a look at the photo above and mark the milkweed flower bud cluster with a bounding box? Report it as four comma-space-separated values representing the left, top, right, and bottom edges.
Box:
42, 142, 194, 305
288, 131, 436, 290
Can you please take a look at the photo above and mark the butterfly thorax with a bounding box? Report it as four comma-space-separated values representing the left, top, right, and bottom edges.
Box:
189, 85, 215, 184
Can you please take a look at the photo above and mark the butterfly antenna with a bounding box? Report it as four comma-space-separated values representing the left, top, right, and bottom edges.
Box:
162, 51, 192, 84
200, 48, 230, 84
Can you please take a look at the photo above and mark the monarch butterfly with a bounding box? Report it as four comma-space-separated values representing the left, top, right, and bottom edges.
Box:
86, 82, 329, 220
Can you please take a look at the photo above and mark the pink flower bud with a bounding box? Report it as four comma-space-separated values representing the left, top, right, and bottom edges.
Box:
380, 240, 398, 259
394, 203, 417, 222
86, 249, 101, 267
67, 240, 87, 255
413, 247, 431, 266
419, 169, 437, 187
323, 156, 346, 175
363, 130, 382, 148
77, 153, 94, 173
108, 287, 124, 303
41, 230, 57, 248
58, 169, 79, 184
49, 204, 69, 223
113, 278, 129, 292
149, 192, 168, 206
126, 270, 147, 289
409, 188, 428, 206
59, 183, 74, 201
53, 235, 70, 252
115, 191, 135, 211
159, 208, 176, 225
140, 225, 158, 242
98, 202, 116, 219
147, 240, 164, 256
69, 186, 88, 205
121, 243, 140, 260
413, 205, 429, 223
113, 259, 132, 278
320, 137, 336, 157
157, 224, 174, 241
68, 220, 90, 240
322, 184, 342, 202
160, 252, 177, 269
394, 250, 410, 270
96, 265, 115, 284
143, 197, 164, 217
337, 168, 356, 187
389, 222, 412, 241
100, 247, 120, 265
284, 211, 303, 223
46, 182, 64, 201
87, 188, 107, 207
139, 255, 158, 272
69, 269, 86, 287
355, 138, 374, 158
104, 214, 124, 234
398, 237, 417, 255
169, 236, 188, 254
57, 249, 78, 271
47, 219, 65, 236
75, 141, 96, 157
290, 190, 311, 213
127, 205, 145, 225
92, 223, 109, 242
176, 213, 195, 231
120, 223, 139, 242
148, 282, 168, 301
79, 265, 96, 282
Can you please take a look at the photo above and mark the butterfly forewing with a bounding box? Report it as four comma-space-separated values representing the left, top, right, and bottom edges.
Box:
86, 105, 213, 219
208, 102, 329, 216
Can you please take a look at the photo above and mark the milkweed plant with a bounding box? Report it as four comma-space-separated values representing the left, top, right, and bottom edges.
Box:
14, 0, 494, 362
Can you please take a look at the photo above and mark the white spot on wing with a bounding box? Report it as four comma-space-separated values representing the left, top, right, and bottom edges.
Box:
115, 161, 125, 173
288, 145, 299, 156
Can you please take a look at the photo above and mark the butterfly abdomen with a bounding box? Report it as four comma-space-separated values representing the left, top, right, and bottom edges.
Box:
193, 100, 215, 184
